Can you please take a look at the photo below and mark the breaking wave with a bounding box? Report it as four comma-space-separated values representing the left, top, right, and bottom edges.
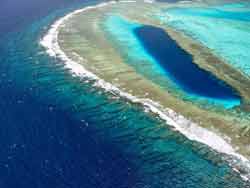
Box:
40, 1, 250, 182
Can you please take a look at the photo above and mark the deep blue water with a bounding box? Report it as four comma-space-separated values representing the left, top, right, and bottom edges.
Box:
0, 0, 248, 187
0, 0, 91, 34
134, 25, 241, 101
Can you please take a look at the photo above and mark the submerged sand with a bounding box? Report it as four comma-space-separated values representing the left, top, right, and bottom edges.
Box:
42, 0, 250, 179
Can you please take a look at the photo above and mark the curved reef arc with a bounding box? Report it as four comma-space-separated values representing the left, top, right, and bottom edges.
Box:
40, 1, 250, 181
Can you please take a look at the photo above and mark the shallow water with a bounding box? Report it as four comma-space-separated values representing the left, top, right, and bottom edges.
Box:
103, 15, 241, 108
0, 0, 249, 187
158, 2, 250, 76
134, 25, 240, 100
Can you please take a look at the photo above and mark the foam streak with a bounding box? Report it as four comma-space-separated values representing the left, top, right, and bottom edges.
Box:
40, 1, 250, 181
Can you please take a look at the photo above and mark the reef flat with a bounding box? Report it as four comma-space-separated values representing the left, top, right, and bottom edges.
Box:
157, 2, 250, 76
42, 0, 250, 181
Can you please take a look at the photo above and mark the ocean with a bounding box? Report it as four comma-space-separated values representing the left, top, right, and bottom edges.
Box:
0, 0, 248, 187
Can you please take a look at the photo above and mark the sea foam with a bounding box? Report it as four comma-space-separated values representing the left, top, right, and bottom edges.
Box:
40, 1, 250, 181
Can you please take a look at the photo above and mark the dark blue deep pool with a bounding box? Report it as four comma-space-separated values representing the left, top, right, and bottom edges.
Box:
0, 1, 248, 187
134, 25, 241, 102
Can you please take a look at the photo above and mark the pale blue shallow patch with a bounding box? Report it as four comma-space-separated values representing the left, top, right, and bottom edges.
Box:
0, 1, 248, 187
156, 2, 250, 77
103, 15, 241, 109
103, 15, 164, 73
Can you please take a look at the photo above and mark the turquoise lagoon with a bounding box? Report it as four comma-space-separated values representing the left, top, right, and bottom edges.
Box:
0, 6, 247, 187
103, 15, 241, 108
1, 1, 249, 187
157, 2, 250, 77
